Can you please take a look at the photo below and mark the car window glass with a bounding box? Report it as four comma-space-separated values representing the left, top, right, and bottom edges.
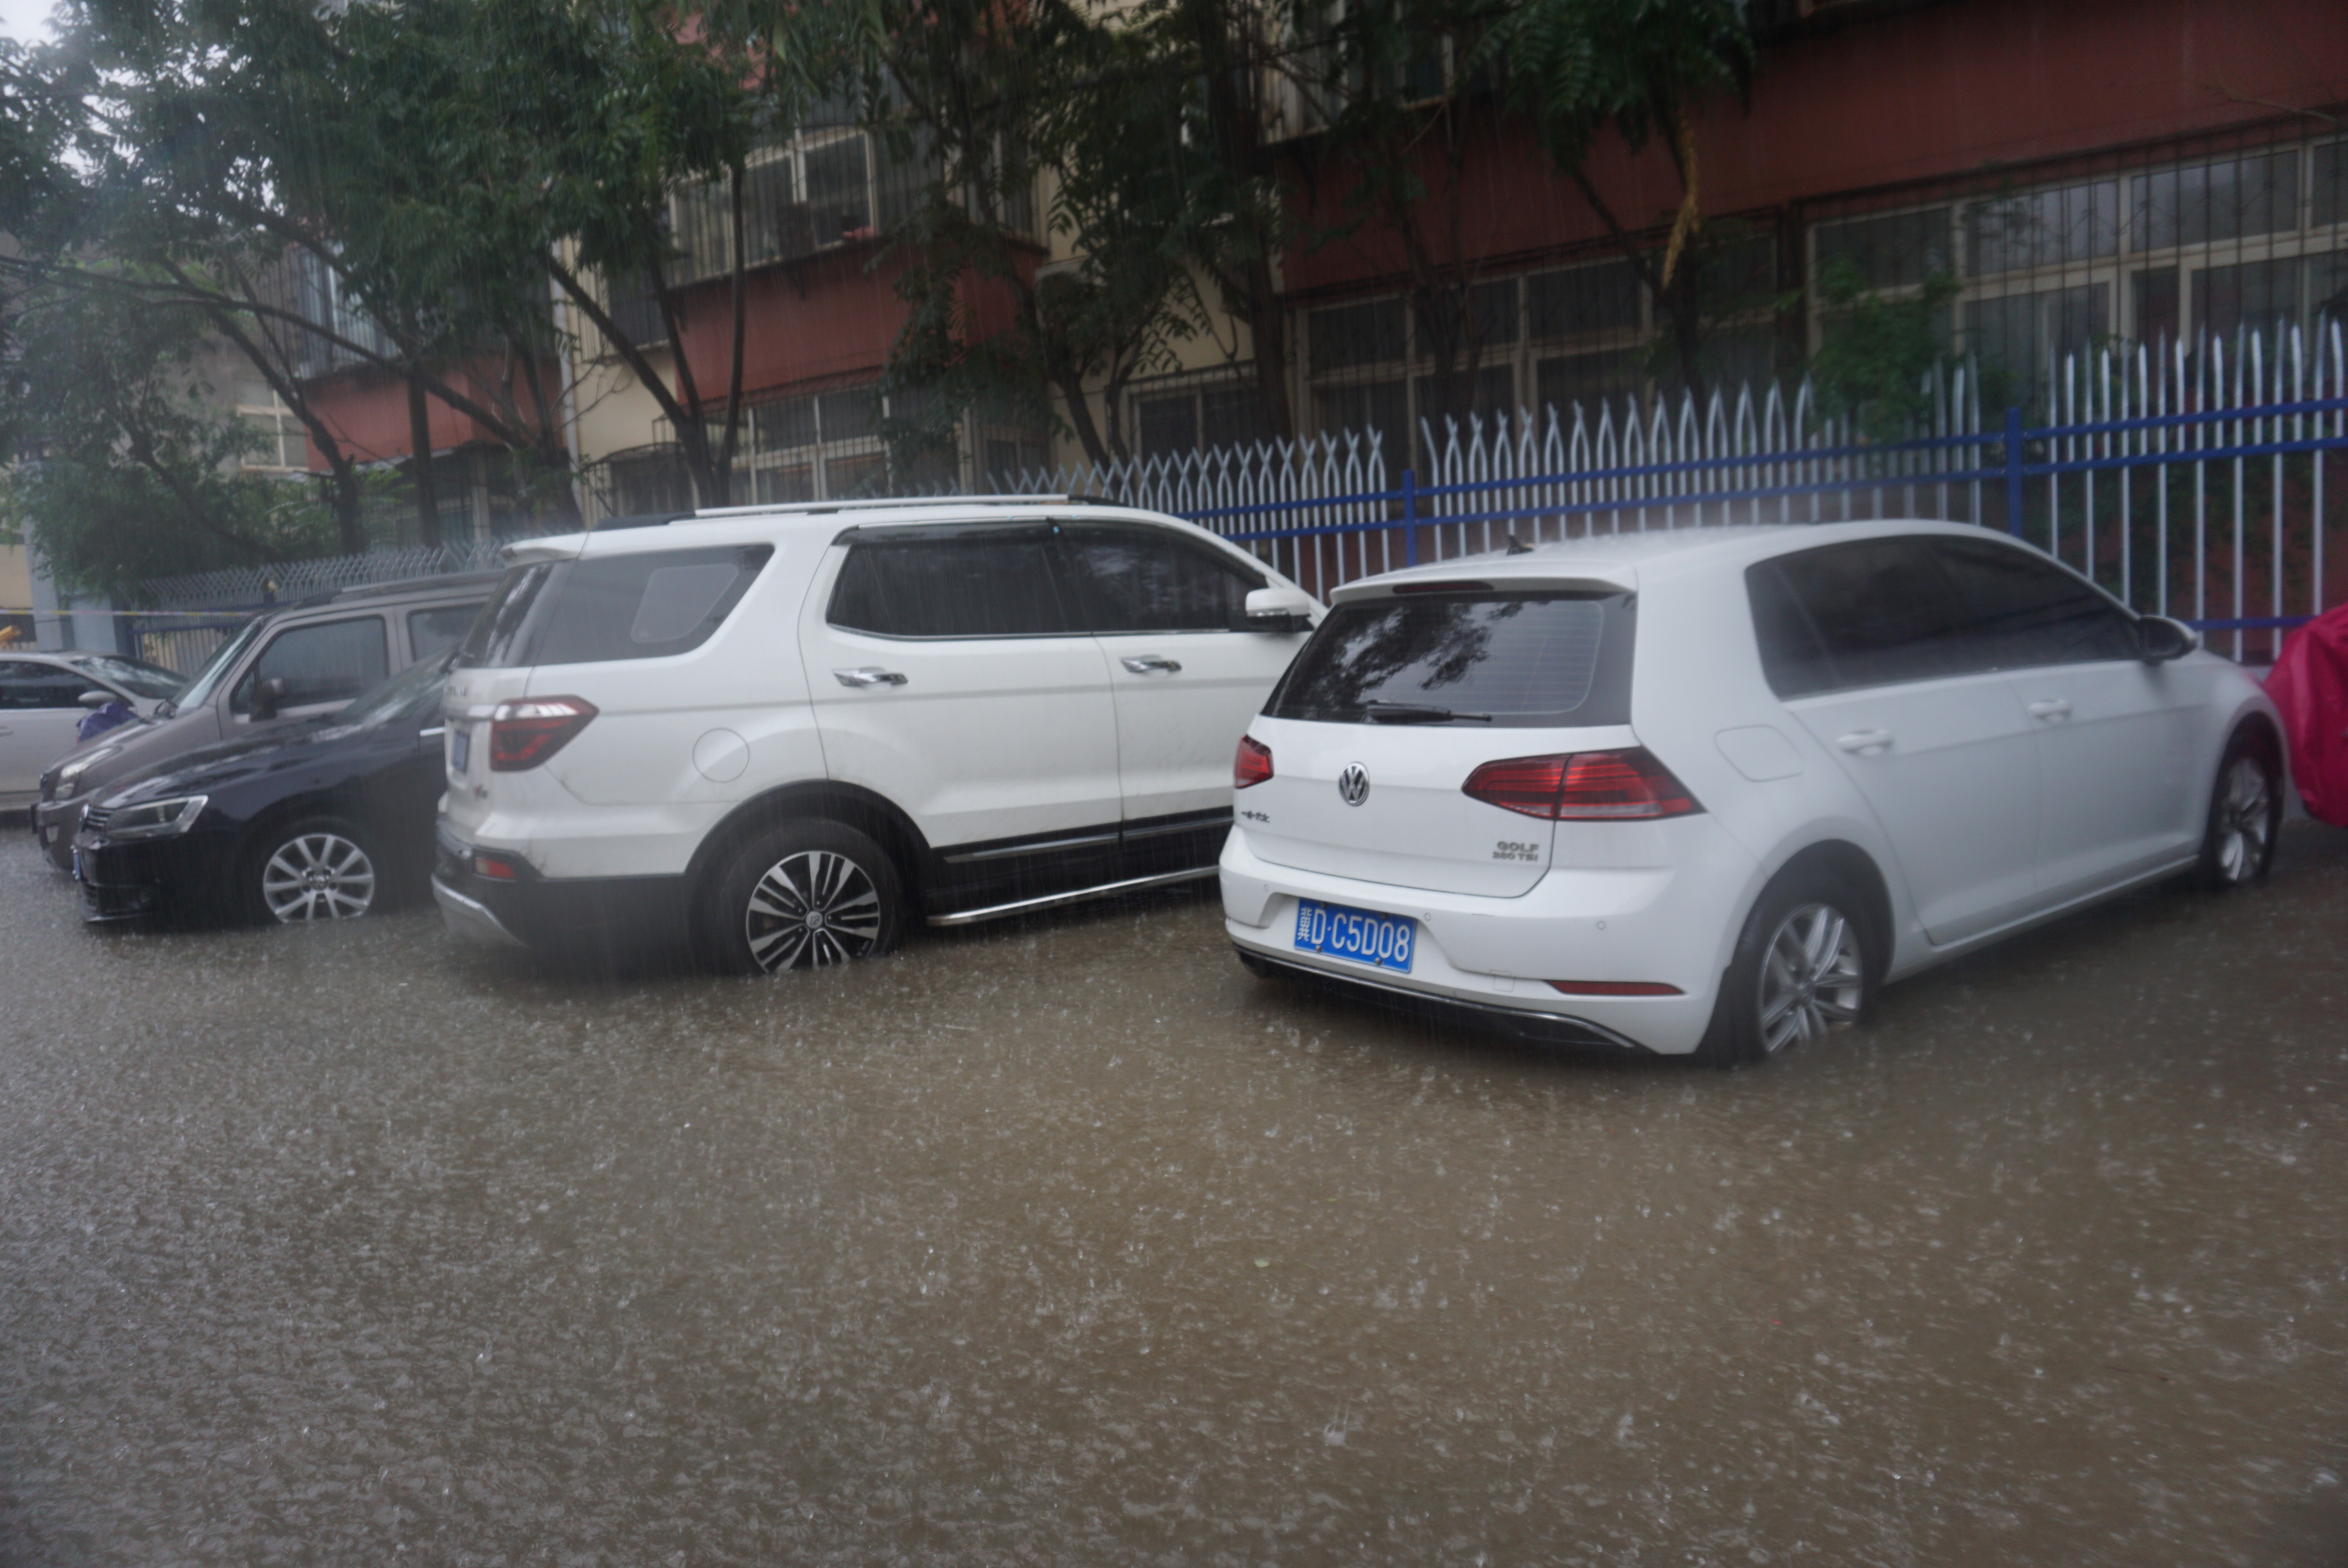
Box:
1929, 537, 2140, 668
0, 660, 92, 710
456, 564, 555, 668
1773, 539, 1972, 691
528, 545, 773, 666
1267, 592, 1631, 728
64, 654, 183, 699
1745, 562, 1839, 699
169, 616, 265, 709
231, 617, 389, 714
828, 529, 1071, 638
631, 565, 745, 643
408, 604, 487, 664
327, 652, 453, 731
1056, 524, 1265, 633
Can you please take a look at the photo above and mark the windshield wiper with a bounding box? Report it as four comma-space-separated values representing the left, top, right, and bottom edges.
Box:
1363, 700, 1491, 724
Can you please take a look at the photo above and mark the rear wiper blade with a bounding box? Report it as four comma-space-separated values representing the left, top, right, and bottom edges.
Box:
1363, 700, 1491, 723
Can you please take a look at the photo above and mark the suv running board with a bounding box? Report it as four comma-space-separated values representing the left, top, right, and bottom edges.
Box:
926, 866, 1217, 927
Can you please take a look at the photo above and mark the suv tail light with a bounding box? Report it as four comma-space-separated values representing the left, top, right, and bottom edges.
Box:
1234, 735, 1274, 788
489, 696, 598, 771
1462, 747, 1701, 821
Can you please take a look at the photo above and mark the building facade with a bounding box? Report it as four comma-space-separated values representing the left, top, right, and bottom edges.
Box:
284, 0, 2348, 528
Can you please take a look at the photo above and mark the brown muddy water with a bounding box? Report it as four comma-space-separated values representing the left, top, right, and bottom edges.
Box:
3, 826, 2346, 1566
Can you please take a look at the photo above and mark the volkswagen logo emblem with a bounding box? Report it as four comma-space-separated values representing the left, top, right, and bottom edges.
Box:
1337, 764, 1371, 807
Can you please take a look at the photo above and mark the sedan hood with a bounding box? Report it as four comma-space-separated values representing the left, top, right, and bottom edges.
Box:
95, 717, 370, 807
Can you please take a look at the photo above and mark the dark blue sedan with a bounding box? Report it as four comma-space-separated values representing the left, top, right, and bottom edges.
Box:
73, 656, 452, 925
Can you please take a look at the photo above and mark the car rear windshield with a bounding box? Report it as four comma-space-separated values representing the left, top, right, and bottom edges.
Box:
456, 546, 773, 668
1265, 589, 1634, 728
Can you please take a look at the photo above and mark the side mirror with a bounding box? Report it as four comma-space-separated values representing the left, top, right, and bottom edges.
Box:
2138, 615, 2200, 663
250, 676, 290, 721
1242, 586, 1318, 634
78, 690, 116, 709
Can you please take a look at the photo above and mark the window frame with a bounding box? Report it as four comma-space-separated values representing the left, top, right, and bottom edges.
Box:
823, 522, 1084, 642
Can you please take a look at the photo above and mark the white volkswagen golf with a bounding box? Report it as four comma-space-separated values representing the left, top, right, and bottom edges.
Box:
1219, 520, 2287, 1066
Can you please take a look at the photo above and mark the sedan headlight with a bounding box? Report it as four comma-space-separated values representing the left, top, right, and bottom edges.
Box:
102, 795, 209, 840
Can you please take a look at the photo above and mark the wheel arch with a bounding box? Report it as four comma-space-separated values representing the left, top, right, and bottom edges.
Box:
1761, 837, 1896, 986
684, 780, 931, 904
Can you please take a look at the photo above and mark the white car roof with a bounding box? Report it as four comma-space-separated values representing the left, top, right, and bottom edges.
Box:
1329, 518, 2028, 601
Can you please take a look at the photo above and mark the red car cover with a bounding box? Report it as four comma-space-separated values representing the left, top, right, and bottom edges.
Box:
2265, 604, 2348, 827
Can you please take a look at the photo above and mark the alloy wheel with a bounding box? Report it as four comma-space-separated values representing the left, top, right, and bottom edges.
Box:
1754, 901, 1863, 1054
260, 832, 377, 922
743, 849, 885, 972
2211, 754, 2275, 885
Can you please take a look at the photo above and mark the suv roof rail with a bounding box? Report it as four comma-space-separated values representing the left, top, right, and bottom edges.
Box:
323, 569, 508, 604
591, 511, 696, 531
687, 494, 1098, 520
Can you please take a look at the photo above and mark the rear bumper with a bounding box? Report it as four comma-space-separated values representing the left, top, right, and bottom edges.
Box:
432, 828, 690, 956
1239, 946, 1656, 1053
1218, 824, 1757, 1055
431, 877, 527, 948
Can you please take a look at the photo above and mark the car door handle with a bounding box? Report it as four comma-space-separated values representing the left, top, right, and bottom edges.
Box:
1120, 655, 1182, 675
1835, 729, 1894, 755
833, 667, 909, 688
2027, 698, 2072, 721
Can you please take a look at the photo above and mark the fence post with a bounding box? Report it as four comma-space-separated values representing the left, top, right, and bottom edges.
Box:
2002, 405, 2025, 537
1402, 467, 1418, 566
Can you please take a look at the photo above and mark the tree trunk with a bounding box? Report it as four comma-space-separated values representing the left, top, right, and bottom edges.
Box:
408, 373, 443, 549
327, 453, 367, 556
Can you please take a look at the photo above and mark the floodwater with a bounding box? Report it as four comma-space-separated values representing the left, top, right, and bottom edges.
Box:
3, 828, 2346, 1567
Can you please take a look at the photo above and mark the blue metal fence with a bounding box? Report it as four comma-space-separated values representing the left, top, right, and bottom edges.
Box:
1192, 391, 2346, 658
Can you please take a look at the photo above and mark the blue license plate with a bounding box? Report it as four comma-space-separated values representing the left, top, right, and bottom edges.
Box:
450, 728, 470, 773
1293, 898, 1416, 972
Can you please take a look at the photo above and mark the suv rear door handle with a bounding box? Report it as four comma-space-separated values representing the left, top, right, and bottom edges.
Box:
833, 667, 909, 688
2027, 698, 2072, 721
1835, 729, 1893, 755
1120, 655, 1182, 675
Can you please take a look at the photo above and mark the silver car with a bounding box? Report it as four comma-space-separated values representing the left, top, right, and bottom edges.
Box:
1, 651, 184, 811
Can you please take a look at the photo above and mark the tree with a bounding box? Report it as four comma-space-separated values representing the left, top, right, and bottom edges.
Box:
0, 272, 340, 596
1307, 0, 1517, 451
14, 0, 591, 548
1481, 0, 1754, 399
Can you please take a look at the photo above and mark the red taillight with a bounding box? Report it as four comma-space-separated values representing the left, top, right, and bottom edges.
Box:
488, 696, 598, 771
1547, 980, 1683, 997
473, 854, 518, 881
1234, 735, 1274, 788
1461, 747, 1701, 821
1458, 754, 1570, 816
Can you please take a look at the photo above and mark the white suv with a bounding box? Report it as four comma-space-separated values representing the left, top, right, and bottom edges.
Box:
1220, 520, 2285, 1065
432, 497, 1319, 968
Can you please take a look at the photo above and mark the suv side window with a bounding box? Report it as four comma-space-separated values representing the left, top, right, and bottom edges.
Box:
828, 526, 1073, 638
1054, 523, 1265, 633
230, 617, 389, 714
1928, 537, 2140, 668
0, 661, 89, 710
528, 546, 773, 666
1756, 539, 1977, 695
408, 603, 488, 663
